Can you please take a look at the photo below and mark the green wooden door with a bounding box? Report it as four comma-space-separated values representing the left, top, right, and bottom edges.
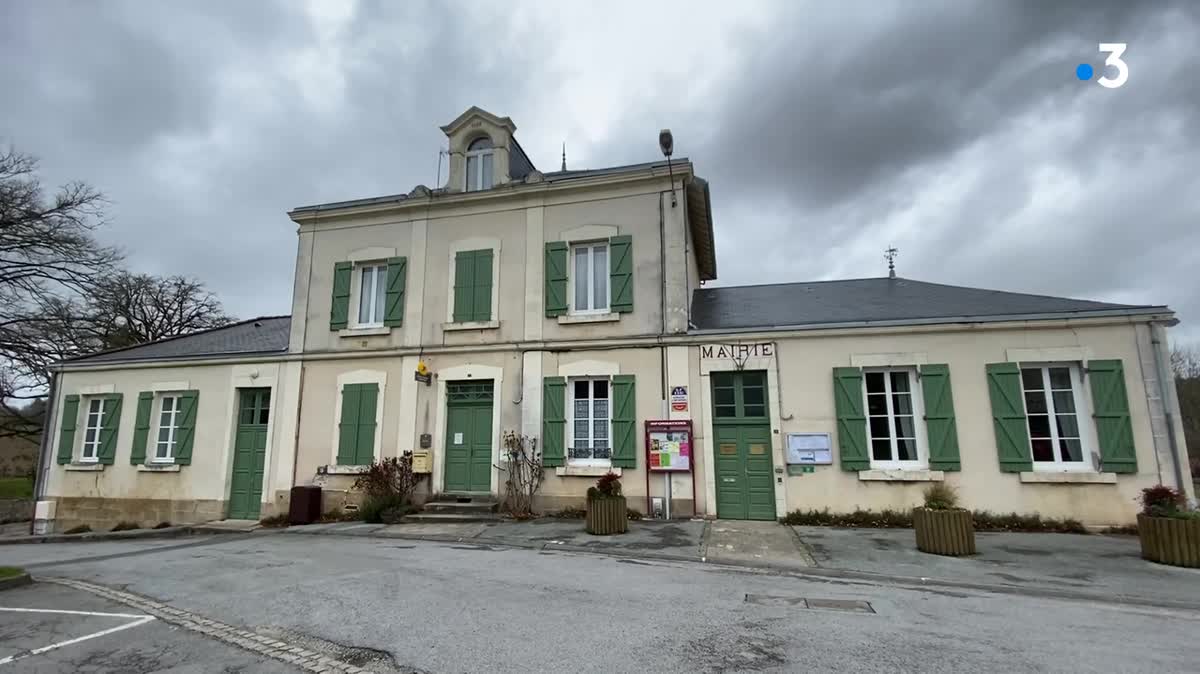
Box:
444, 381, 494, 493
228, 388, 270, 520
711, 371, 776, 520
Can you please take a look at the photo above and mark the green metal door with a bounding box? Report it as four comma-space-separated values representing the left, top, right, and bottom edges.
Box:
711, 371, 776, 520
444, 381, 494, 493
228, 388, 270, 520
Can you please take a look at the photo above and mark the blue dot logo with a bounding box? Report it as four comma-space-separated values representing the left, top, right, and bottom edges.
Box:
1076, 63, 1094, 81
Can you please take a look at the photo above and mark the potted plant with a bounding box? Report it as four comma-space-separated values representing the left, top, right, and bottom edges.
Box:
585, 472, 627, 535
913, 482, 975, 556
1136, 485, 1200, 568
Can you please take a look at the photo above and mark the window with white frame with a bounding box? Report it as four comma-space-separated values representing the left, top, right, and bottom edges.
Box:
154, 394, 182, 463
465, 137, 494, 192
356, 263, 387, 326
864, 369, 927, 468
80, 398, 110, 462
570, 242, 609, 315
1020, 364, 1091, 470
569, 378, 611, 463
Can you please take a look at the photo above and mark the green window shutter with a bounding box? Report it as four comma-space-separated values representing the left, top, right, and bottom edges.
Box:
611, 374, 637, 468
609, 235, 633, 313
545, 242, 568, 317
833, 368, 869, 470
97, 394, 123, 465
57, 395, 80, 465
1088, 359, 1137, 474
452, 251, 475, 322
130, 392, 154, 465
383, 256, 407, 327
330, 261, 352, 330
920, 364, 961, 471
175, 390, 199, 466
472, 249, 493, 321
355, 383, 379, 465
337, 384, 362, 465
542, 377, 565, 467
986, 363, 1032, 472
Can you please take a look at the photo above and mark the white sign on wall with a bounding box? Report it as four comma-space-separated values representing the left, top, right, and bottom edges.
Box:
786, 433, 832, 465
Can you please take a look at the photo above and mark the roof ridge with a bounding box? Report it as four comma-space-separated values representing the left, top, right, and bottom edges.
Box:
886, 278, 1157, 308
65, 315, 291, 362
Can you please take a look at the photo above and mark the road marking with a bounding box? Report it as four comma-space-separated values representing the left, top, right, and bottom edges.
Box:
0, 608, 155, 666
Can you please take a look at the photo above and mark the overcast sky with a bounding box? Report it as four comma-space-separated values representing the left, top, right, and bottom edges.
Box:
3, 1, 1198, 339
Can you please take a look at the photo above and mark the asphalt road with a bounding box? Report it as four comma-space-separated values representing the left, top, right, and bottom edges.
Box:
4, 533, 1199, 672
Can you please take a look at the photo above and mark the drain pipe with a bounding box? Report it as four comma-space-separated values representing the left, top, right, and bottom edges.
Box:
1150, 322, 1187, 494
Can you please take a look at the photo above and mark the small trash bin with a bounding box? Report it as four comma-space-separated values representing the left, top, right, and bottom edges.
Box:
289, 485, 323, 525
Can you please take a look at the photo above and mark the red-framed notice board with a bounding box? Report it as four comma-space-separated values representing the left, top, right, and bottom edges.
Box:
645, 419, 693, 471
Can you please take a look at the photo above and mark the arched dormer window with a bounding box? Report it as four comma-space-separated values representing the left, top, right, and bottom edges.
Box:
465, 137, 494, 192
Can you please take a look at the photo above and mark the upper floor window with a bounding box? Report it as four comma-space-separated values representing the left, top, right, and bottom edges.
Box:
571, 242, 609, 314
465, 137, 494, 192
1020, 364, 1090, 470
356, 263, 387, 327
864, 369, 927, 468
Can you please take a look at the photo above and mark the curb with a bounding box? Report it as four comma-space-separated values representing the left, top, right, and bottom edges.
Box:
0, 573, 32, 591
0, 525, 210, 546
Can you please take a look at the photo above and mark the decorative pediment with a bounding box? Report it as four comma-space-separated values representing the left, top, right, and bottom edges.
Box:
440, 106, 517, 137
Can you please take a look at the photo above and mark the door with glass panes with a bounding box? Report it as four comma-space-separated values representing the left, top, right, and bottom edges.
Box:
711, 371, 776, 520
443, 381, 494, 493
228, 388, 270, 520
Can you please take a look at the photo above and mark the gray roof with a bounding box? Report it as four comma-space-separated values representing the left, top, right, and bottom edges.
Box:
690, 277, 1168, 332
66, 316, 291, 366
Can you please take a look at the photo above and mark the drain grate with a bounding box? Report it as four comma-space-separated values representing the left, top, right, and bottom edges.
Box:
745, 594, 875, 613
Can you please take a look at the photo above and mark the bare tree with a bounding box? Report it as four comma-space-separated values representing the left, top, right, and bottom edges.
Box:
1171, 344, 1200, 476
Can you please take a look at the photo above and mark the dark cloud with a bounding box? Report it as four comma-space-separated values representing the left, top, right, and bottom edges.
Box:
2, 1, 1198, 341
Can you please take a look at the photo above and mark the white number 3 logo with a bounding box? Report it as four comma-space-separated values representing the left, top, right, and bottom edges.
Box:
1097, 43, 1128, 89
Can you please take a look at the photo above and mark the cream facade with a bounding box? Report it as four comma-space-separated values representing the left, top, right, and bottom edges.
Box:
35, 107, 1192, 530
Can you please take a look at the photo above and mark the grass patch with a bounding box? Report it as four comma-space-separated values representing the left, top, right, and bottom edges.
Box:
152, 521, 173, 529
63, 524, 91, 535
0, 566, 26, 579
110, 521, 141, 532
780, 507, 1090, 534
0, 476, 33, 499
258, 514, 290, 528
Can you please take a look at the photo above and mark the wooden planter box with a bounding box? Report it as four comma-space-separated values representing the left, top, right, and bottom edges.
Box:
586, 496, 627, 535
1137, 514, 1200, 568
913, 507, 976, 556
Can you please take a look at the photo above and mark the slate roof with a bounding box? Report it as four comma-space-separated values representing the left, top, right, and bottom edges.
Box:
689, 277, 1168, 332
65, 316, 291, 366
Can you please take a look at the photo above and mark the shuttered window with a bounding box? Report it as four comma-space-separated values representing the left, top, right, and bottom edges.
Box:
452, 249, 494, 322
337, 383, 379, 466
1019, 365, 1091, 470
863, 369, 925, 468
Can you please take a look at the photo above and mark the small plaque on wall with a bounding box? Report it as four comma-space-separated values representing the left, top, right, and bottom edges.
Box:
419, 433, 432, 449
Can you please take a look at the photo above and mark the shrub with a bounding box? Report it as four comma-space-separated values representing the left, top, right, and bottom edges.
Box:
972, 511, 1087, 534
1139, 484, 1185, 517
152, 521, 173, 529
110, 521, 141, 532
498, 432, 545, 518
319, 509, 359, 523
780, 508, 1089, 533
360, 493, 407, 524
627, 508, 645, 521
354, 454, 426, 505
922, 483, 959, 510
588, 472, 622, 501
547, 506, 587, 519
63, 524, 91, 535
258, 514, 289, 528
380, 503, 418, 524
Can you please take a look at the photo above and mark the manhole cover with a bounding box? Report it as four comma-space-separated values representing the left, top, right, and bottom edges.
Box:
745, 594, 875, 613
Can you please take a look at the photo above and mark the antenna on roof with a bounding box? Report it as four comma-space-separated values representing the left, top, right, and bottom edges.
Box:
885, 246, 899, 279
561, 142, 567, 171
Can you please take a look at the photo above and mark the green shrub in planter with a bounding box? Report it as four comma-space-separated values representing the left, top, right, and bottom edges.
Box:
585, 472, 627, 535
1136, 485, 1200, 567
913, 483, 975, 556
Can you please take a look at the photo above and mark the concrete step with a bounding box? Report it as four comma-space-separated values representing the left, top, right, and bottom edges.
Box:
423, 501, 497, 513
401, 512, 502, 524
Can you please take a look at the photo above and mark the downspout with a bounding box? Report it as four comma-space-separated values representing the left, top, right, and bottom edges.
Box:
1150, 322, 1187, 493
32, 371, 59, 534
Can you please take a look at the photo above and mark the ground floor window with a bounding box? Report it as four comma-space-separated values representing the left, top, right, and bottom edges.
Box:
1020, 364, 1090, 470
80, 398, 109, 462
864, 369, 926, 468
569, 378, 611, 463
154, 394, 182, 463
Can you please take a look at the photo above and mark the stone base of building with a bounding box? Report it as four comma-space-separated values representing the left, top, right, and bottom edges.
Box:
53, 497, 226, 532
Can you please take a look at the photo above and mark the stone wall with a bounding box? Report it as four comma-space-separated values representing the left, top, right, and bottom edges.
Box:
54, 497, 226, 532
0, 498, 33, 523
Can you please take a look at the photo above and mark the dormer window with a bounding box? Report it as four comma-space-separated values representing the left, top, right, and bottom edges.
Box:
465, 137, 494, 192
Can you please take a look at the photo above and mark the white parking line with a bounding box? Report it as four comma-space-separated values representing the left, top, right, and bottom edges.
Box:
0, 607, 156, 666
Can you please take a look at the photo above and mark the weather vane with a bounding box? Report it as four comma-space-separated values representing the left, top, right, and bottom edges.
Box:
885, 246, 898, 279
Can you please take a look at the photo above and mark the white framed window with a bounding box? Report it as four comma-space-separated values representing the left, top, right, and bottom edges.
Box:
80, 398, 110, 462
465, 137, 494, 192
569, 378, 611, 464
864, 369, 927, 468
570, 242, 609, 315
1020, 364, 1092, 471
154, 394, 182, 463
355, 263, 387, 327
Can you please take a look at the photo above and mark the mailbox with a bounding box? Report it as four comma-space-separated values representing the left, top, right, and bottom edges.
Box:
411, 450, 432, 474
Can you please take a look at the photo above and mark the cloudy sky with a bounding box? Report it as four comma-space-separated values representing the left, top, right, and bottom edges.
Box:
3, 1, 1199, 339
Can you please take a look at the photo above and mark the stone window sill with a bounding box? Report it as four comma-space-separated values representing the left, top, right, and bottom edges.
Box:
338, 326, 392, 337
442, 320, 500, 332
556, 465, 621, 478
138, 464, 181, 473
323, 464, 369, 475
65, 463, 104, 472
557, 313, 621, 325
1019, 471, 1117, 484
858, 469, 944, 482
